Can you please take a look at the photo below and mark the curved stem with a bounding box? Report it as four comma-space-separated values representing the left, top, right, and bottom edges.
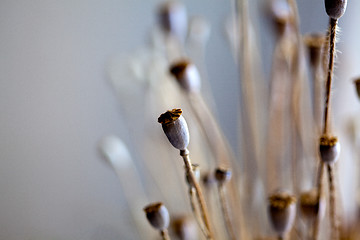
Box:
189, 188, 210, 238
218, 185, 237, 240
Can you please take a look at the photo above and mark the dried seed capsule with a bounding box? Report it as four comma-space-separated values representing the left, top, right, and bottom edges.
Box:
300, 189, 326, 220
354, 77, 360, 99
202, 172, 217, 187
319, 135, 340, 164
144, 202, 170, 231
214, 168, 232, 185
186, 164, 200, 188
324, 0, 347, 19
158, 109, 190, 150
157, 1, 187, 37
169, 59, 201, 93
269, 0, 292, 35
304, 33, 326, 67
268, 191, 297, 237
171, 216, 198, 240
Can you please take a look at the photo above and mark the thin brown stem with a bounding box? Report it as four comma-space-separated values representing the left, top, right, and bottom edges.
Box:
327, 164, 338, 240
323, 18, 338, 135
218, 185, 237, 240
313, 161, 325, 240
181, 149, 214, 240
189, 188, 210, 238
160, 229, 171, 240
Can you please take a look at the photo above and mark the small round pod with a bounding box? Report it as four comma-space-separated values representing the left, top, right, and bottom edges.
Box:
214, 168, 232, 185
202, 172, 217, 187
319, 135, 340, 164
186, 164, 200, 188
268, 191, 297, 238
268, 0, 292, 36
157, 1, 187, 38
144, 202, 170, 231
169, 59, 201, 93
303, 33, 326, 67
299, 189, 326, 221
324, 0, 347, 19
354, 77, 360, 100
158, 109, 190, 151
171, 215, 198, 240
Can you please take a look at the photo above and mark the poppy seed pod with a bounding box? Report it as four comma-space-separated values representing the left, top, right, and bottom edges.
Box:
300, 189, 326, 220
214, 168, 232, 185
269, 0, 291, 35
158, 109, 190, 150
170, 60, 201, 93
324, 0, 347, 19
157, 1, 187, 38
172, 216, 197, 240
144, 202, 170, 231
268, 191, 297, 237
319, 135, 340, 164
354, 78, 360, 99
304, 33, 326, 67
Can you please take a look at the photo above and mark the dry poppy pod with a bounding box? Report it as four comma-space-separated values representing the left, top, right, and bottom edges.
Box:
144, 202, 170, 231
157, 1, 187, 37
268, 191, 297, 237
354, 77, 360, 99
170, 60, 201, 93
186, 164, 200, 188
158, 109, 190, 151
202, 172, 217, 187
214, 168, 232, 185
319, 135, 340, 164
304, 33, 326, 67
300, 189, 326, 220
269, 0, 292, 35
172, 216, 197, 240
324, 0, 347, 19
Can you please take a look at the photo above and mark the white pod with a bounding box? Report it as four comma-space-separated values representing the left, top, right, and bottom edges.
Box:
268, 191, 297, 237
300, 189, 326, 221
354, 78, 360, 100
170, 60, 201, 93
186, 164, 200, 188
144, 202, 170, 231
172, 216, 198, 240
319, 135, 340, 164
158, 109, 190, 150
324, 0, 347, 19
157, 1, 187, 38
214, 168, 232, 185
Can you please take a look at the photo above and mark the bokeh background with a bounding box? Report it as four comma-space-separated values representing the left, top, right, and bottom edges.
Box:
0, 0, 359, 239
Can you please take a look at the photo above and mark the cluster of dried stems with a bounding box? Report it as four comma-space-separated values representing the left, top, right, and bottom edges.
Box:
102, 0, 360, 239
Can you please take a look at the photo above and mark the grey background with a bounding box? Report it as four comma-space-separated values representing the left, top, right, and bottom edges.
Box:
0, 0, 358, 239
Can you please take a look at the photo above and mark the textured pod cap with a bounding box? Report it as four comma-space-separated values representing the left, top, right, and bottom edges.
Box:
304, 33, 326, 67
170, 59, 201, 93
319, 135, 340, 164
324, 0, 347, 19
144, 202, 170, 230
214, 168, 232, 185
268, 191, 297, 237
300, 189, 326, 220
171, 216, 197, 240
158, 109, 190, 150
157, 1, 187, 37
354, 77, 360, 100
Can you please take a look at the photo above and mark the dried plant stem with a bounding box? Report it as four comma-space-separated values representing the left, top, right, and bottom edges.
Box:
189, 188, 211, 238
218, 185, 237, 240
181, 149, 214, 240
160, 229, 171, 240
323, 18, 338, 135
327, 164, 338, 240
312, 161, 325, 240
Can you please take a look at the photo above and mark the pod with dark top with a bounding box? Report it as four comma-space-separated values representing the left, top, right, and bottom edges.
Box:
319, 135, 340, 164
324, 0, 347, 19
354, 77, 360, 100
214, 168, 232, 185
170, 59, 201, 93
157, 1, 187, 37
300, 189, 326, 220
144, 202, 170, 231
158, 109, 190, 150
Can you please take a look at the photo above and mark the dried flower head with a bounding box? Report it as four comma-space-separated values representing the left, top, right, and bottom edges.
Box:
268, 191, 297, 237
214, 167, 232, 185
319, 135, 340, 164
304, 33, 326, 67
158, 109, 190, 150
354, 77, 360, 99
202, 172, 217, 187
171, 216, 197, 240
269, 0, 292, 35
300, 189, 326, 220
157, 1, 187, 37
324, 0, 347, 19
186, 164, 200, 188
169, 59, 201, 93
144, 202, 170, 231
